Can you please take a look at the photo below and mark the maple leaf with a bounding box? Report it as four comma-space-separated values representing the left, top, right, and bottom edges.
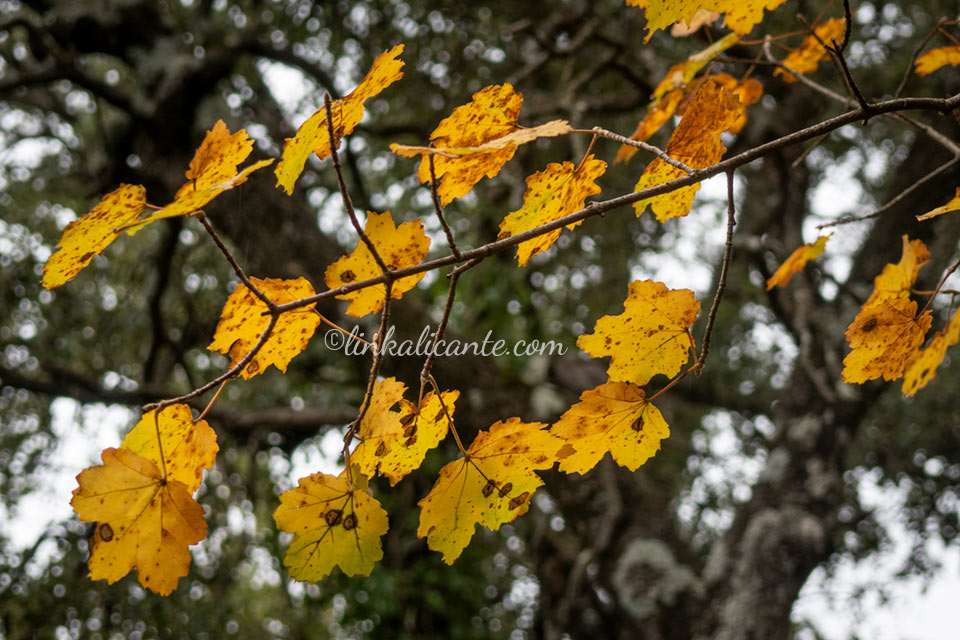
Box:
552, 381, 670, 474
775, 18, 847, 83
120, 120, 273, 233
207, 277, 321, 379
71, 447, 207, 595
902, 310, 960, 396
766, 234, 831, 290
42, 184, 146, 289
627, 0, 788, 40
273, 468, 389, 580
633, 79, 742, 222
120, 404, 218, 493
352, 378, 459, 486
577, 279, 700, 386
917, 187, 960, 221
324, 211, 431, 317
497, 155, 607, 265
275, 45, 405, 195
842, 297, 932, 384
399, 83, 557, 205
417, 418, 564, 564
914, 45, 960, 76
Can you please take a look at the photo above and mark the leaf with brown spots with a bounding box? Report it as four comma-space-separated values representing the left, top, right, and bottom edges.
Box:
275, 45, 405, 194
71, 447, 207, 596
207, 277, 321, 379
497, 155, 606, 265
902, 310, 960, 396
775, 18, 847, 83
273, 467, 389, 580
626, 0, 788, 40
417, 418, 564, 564
42, 184, 147, 289
842, 297, 932, 384
120, 404, 218, 493
552, 381, 670, 474
917, 187, 960, 221
766, 234, 831, 290
914, 45, 960, 76
577, 279, 700, 386
324, 211, 431, 317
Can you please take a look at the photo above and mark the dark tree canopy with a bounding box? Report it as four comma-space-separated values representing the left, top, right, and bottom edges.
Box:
2, 1, 959, 638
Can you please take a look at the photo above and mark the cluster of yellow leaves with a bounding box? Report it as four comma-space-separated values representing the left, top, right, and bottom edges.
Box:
324, 211, 431, 317
766, 234, 832, 290
71, 405, 218, 595
626, 0, 788, 40
775, 19, 847, 83
275, 45, 405, 194
914, 45, 960, 76
390, 83, 571, 205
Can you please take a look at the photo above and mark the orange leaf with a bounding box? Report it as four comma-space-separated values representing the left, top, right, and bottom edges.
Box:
120, 404, 218, 493
324, 211, 431, 317
766, 234, 831, 290
842, 297, 932, 384
275, 45, 405, 195
207, 277, 321, 379
633, 79, 742, 221
775, 18, 847, 83
577, 279, 700, 386
902, 310, 960, 396
917, 187, 960, 221
627, 0, 788, 40
71, 448, 206, 595
914, 45, 960, 76
497, 155, 606, 265
41, 184, 146, 289
552, 381, 670, 474
274, 467, 389, 580
417, 418, 564, 564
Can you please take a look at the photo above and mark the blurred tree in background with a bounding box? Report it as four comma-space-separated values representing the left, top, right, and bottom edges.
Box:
1, 0, 959, 638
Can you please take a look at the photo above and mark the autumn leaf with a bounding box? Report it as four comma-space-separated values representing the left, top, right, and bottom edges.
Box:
670, 9, 721, 37
627, 0, 788, 40
775, 18, 847, 83
275, 45, 405, 195
842, 297, 932, 384
615, 90, 686, 164
324, 211, 431, 317
390, 119, 572, 157
865, 235, 930, 306
633, 79, 742, 222
207, 277, 321, 379
417, 418, 564, 564
42, 184, 146, 289
714, 74, 764, 135
71, 447, 207, 596
120, 404, 218, 493
349, 377, 408, 477
552, 381, 670, 474
901, 310, 960, 396
399, 83, 555, 205
766, 234, 831, 290
120, 120, 272, 233
914, 45, 960, 76
497, 155, 606, 265
577, 279, 700, 386
274, 468, 389, 580
917, 187, 960, 221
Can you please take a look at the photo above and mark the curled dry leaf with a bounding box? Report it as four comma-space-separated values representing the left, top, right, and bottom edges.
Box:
917, 187, 960, 221
766, 234, 831, 290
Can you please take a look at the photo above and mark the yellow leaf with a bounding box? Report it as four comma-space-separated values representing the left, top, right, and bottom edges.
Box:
914, 45, 960, 76
766, 234, 831, 290
497, 155, 606, 265
121, 121, 272, 232
120, 404, 218, 493
207, 277, 321, 379
577, 279, 700, 386
71, 448, 206, 596
615, 89, 686, 164
275, 45, 405, 195
670, 9, 721, 37
633, 79, 742, 221
714, 74, 764, 135
866, 235, 929, 306
627, 0, 787, 40
391, 119, 572, 157
273, 469, 389, 580
902, 310, 960, 396
775, 18, 847, 83
42, 184, 146, 289
552, 381, 670, 474
417, 417, 564, 564
917, 188, 960, 221
349, 377, 408, 476
842, 297, 932, 384
324, 211, 431, 317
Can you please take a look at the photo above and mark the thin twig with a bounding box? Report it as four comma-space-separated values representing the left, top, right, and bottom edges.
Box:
895, 18, 948, 98
919, 255, 960, 316
194, 379, 228, 423
197, 213, 276, 310
428, 154, 461, 260
696, 170, 737, 374
428, 374, 467, 457
586, 127, 695, 174
419, 267, 465, 395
